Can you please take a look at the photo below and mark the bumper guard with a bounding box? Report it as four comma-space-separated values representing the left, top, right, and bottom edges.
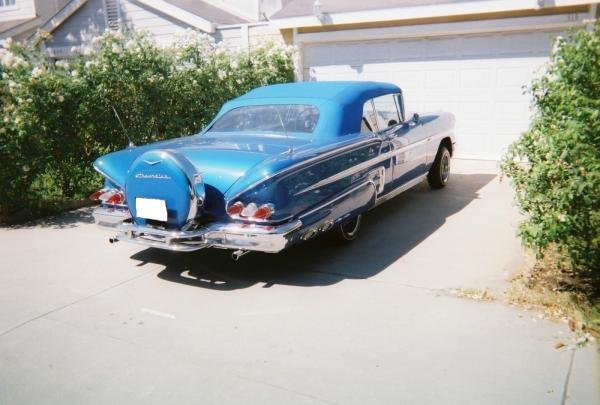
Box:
93, 207, 301, 253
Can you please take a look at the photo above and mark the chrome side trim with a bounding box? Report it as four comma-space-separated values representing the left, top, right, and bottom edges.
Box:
294, 136, 432, 196
374, 173, 428, 207
225, 137, 380, 204
299, 178, 377, 220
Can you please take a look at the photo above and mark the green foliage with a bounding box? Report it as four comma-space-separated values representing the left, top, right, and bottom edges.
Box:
501, 25, 600, 276
0, 30, 295, 217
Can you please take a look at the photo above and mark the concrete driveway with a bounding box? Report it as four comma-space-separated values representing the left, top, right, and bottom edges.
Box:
0, 160, 597, 404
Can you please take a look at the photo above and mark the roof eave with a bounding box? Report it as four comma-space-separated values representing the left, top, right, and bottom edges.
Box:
271, 0, 598, 29
37, 0, 216, 38
36, 0, 89, 36
1, 17, 41, 38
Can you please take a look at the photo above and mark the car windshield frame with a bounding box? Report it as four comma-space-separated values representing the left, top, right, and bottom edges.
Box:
207, 104, 320, 136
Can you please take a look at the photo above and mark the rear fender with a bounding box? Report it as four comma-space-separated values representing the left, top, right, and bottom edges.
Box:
226, 141, 386, 223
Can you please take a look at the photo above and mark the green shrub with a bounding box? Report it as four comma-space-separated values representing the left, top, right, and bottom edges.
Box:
501, 25, 600, 276
0, 30, 295, 217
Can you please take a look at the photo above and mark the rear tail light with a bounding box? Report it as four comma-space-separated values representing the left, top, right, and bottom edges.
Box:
226, 201, 244, 216
89, 188, 107, 201
253, 204, 274, 220
90, 188, 125, 205
106, 191, 125, 205
241, 203, 258, 217
227, 201, 275, 220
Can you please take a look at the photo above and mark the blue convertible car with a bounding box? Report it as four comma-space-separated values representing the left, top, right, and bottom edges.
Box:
92, 81, 455, 259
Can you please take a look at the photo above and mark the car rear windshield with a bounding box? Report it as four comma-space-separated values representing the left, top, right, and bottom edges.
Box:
208, 104, 320, 135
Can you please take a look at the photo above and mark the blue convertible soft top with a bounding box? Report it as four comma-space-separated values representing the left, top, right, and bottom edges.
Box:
211, 81, 401, 138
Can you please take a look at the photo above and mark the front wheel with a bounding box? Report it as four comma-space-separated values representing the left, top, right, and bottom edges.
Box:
333, 214, 362, 243
428, 146, 451, 189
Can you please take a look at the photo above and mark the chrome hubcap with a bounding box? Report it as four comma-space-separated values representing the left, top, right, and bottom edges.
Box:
441, 154, 450, 183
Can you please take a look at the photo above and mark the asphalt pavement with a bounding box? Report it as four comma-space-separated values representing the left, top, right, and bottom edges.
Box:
0, 159, 597, 404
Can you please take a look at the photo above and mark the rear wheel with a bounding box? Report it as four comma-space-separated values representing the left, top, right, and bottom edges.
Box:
428, 146, 451, 189
333, 214, 362, 243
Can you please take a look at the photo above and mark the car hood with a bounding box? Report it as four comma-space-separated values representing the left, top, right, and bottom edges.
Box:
94, 134, 310, 194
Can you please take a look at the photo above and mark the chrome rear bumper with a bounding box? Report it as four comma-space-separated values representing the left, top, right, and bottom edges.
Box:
93, 207, 301, 253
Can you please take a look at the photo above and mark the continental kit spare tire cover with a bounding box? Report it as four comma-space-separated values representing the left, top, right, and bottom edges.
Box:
125, 150, 204, 228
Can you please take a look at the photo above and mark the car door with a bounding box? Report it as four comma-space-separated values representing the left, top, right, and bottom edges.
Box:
371, 94, 427, 188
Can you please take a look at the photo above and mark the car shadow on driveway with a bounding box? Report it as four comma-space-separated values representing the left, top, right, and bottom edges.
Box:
130, 173, 496, 290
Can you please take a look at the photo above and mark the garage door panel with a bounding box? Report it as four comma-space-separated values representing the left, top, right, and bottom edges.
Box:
496, 65, 540, 88
425, 70, 459, 88
303, 30, 561, 159
459, 102, 492, 120
494, 101, 531, 121
460, 68, 491, 88
362, 72, 391, 82
391, 70, 422, 90
456, 131, 494, 159
422, 102, 458, 114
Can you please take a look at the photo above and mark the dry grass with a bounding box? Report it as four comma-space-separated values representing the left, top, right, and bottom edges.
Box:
449, 288, 495, 302
505, 247, 600, 340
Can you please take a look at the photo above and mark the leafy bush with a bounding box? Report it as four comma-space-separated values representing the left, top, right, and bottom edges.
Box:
0, 30, 295, 217
502, 25, 600, 276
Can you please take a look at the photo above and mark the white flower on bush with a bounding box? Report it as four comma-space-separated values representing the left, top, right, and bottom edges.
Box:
71, 70, 79, 77
125, 39, 136, 51
14, 56, 27, 68
111, 43, 123, 54
30, 66, 44, 79
2, 52, 15, 68
55, 60, 70, 69
230, 59, 239, 70
0, 127, 6, 134
552, 36, 564, 55
175, 60, 196, 72
7, 80, 17, 91
84, 60, 97, 69
2, 72, 8, 79
217, 69, 227, 80
1, 37, 13, 49
57, 94, 65, 102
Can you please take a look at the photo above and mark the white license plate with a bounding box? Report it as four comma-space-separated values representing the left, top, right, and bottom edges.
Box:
135, 198, 168, 221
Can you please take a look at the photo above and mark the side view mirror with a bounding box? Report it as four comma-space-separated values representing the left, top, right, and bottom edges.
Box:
412, 113, 420, 124
388, 119, 398, 127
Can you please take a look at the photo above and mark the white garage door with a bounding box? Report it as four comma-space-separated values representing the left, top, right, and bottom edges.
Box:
303, 31, 560, 160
